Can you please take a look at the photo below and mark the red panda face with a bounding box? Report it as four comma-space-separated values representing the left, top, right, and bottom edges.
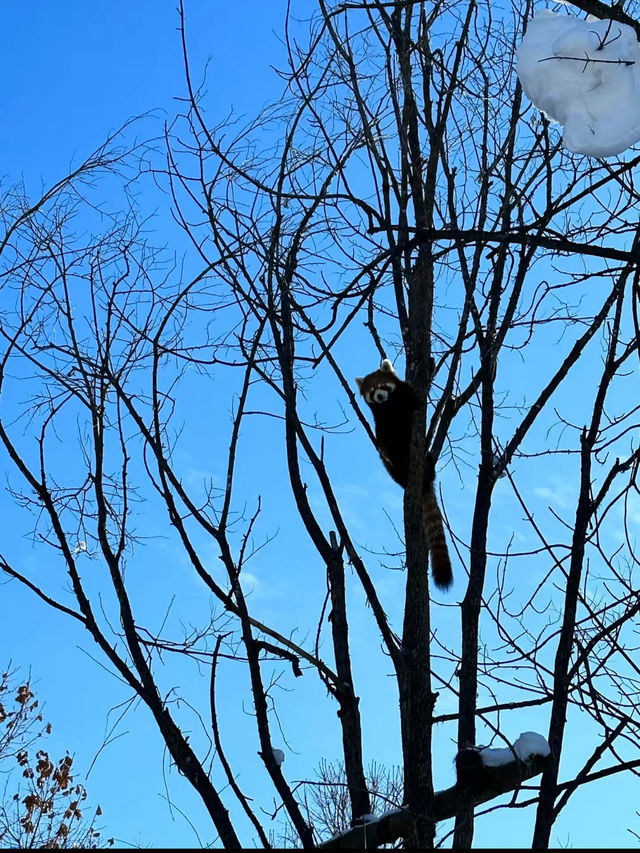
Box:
362, 381, 396, 405
355, 359, 399, 406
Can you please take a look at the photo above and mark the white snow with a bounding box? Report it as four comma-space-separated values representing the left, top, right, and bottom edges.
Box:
491, 450, 507, 479
517, 10, 640, 156
514, 730, 551, 760
480, 731, 550, 767
479, 745, 517, 767
272, 747, 285, 767
379, 807, 406, 820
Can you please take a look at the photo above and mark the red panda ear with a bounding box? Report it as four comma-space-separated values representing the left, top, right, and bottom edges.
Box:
355, 377, 363, 390
380, 359, 395, 373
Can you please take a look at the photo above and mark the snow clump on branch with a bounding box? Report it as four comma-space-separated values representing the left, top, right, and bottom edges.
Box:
517, 10, 640, 157
480, 731, 551, 768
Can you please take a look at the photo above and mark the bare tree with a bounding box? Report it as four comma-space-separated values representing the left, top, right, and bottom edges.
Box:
3, 0, 640, 847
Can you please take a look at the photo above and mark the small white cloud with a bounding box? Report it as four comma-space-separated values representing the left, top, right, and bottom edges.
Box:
241, 571, 260, 595
182, 466, 216, 487
624, 491, 640, 527
533, 484, 571, 510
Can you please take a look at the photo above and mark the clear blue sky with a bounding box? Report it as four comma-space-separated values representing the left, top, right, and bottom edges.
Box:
0, 2, 325, 847
1, 1, 640, 849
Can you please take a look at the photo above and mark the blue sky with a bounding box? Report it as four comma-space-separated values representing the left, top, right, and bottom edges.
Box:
0, 2, 323, 847
2, 1, 640, 849
0, 2, 304, 183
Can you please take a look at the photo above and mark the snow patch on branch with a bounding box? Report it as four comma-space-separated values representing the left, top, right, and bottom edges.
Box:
517, 10, 640, 156
480, 731, 550, 768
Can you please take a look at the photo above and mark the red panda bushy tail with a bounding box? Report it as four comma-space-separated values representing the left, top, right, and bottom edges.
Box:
422, 491, 453, 590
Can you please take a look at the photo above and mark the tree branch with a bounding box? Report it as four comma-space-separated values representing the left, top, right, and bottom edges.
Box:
319, 754, 553, 848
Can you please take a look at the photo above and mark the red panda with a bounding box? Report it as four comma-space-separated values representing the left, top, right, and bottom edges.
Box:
355, 359, 453, 590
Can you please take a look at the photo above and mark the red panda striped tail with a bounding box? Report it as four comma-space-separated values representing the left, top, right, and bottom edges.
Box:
422, 491, 453, 590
